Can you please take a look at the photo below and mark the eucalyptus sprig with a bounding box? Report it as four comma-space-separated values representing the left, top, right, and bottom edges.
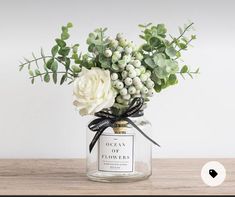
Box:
138, 22, 199, 93
19, 22, 85, 85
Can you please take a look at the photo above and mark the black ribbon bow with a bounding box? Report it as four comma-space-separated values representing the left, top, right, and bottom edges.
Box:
88, 97, 160, 153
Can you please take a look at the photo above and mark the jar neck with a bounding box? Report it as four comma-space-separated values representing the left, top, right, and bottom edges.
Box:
111, 111, 144, 134
99, 105, 145, 134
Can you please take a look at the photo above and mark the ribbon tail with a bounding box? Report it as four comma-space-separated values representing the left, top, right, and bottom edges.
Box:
89, 128, 106, 153
126, 118, 161, 147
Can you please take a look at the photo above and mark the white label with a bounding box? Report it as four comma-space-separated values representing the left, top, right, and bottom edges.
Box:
98, 134, 134, 172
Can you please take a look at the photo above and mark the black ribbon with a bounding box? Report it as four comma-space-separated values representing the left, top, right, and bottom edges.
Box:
88, 97, 160, 153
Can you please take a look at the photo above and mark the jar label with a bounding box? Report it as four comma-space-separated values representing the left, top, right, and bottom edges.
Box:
98, 134, 134, 172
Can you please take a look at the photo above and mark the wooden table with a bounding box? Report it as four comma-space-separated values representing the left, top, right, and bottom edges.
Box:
0, 159, 234, 195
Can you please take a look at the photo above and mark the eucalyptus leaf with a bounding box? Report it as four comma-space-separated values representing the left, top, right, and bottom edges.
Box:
67, 22, 73, 28
179, 43, 187, 49
61, 32, 70, 40
55, 39, 66, 47
99, 55, 111, 68
151, 72, 161, 86
29, 70, 34, 76
153, 53, 165, 66
44, 73, 50, 83
51, 45, 59, 57
165, 47, 177, 57
35, 69, 40, 76
88, 43, 95, 52
191, 35, 197, 40
142, 44, 151, 52
165, 60, 178, 73
46, 58, 54, 70
168, 74, 177, 85
154, 67, 168, 79
72, 65, 81, 73
160, 79, 168, 89
40, 48, 46, 64
144, 57, 156, 69
52, 72, 57, 84
72, 44, 79, 53
156, 24, 167, 35
176, 51, 181, 58
61, 26, 68, 33
31, 78, 35, 84
154, 84, 162, 92
60, 74, 67, 85
95, 45, 104, 53
180, 65, 188, 73
58, 47, 70, 56
72, 53, 78, 60
178, 26, 183, 34
139, 35, 145, 40
138, 24, 145, 28
65, 58, 71, 70
149, 37, 161, 47
51, 61, 58, 72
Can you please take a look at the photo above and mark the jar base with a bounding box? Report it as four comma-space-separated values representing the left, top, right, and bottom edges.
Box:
87, 170, 151, 183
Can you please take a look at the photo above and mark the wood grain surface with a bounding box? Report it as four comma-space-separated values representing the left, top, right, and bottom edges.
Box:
0, 159, 234, 195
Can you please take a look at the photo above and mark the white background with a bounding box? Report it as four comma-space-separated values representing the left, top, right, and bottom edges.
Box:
0, 0, 234, 158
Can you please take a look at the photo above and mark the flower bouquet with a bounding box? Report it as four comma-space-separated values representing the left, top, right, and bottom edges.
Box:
19, 22, 198, 182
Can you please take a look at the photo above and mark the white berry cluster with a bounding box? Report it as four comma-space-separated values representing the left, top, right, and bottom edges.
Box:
104, 33, 155, 105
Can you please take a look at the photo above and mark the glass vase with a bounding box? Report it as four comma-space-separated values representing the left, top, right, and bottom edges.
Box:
86, 115, 152, 182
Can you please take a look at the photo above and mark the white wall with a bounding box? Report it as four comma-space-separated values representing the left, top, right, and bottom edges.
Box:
0, 0, 234, 158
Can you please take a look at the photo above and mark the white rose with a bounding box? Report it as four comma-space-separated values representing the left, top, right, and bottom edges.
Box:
73, 67, 116, 116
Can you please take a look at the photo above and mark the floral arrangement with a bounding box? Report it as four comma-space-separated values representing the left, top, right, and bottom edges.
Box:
19, 22, 198, 116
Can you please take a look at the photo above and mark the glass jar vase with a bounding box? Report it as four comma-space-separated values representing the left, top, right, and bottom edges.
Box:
86, 115, 152, 182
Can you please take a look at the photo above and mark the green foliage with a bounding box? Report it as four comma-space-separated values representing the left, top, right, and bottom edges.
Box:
55, 39, 66, 47
139, 23, 167, 47
51, 61, 58, 72
142, 44, 152, 52
71, 65, 81, 73
86, 28, 111, 68
58, 47, 70, 56
156, 24, 167, 36
51, 45, 59, 57
60, 23, 72, 40
53, 72, 57, 84
149, 37, 161, 47
180, 65, 188, 73
35, 69, 41, 76
144, 52, 179, 81
61, 32, 69, 40
60, 74, 67, 85
165, 47, 177, 57
44, 73, 50, 83
29, 70, 34, 76
180, 66, 200, 79
19, 22, 83, 85
168, 74, 177, 85
139, 21, 198, 94
99, 54, 111, 68
19, 21, 199, 107
144, 57, 155, 69
46, 58, 54, 69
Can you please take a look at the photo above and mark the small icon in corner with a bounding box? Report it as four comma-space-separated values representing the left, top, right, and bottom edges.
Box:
201, 161, 226, 187
209, 169, 218, 178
